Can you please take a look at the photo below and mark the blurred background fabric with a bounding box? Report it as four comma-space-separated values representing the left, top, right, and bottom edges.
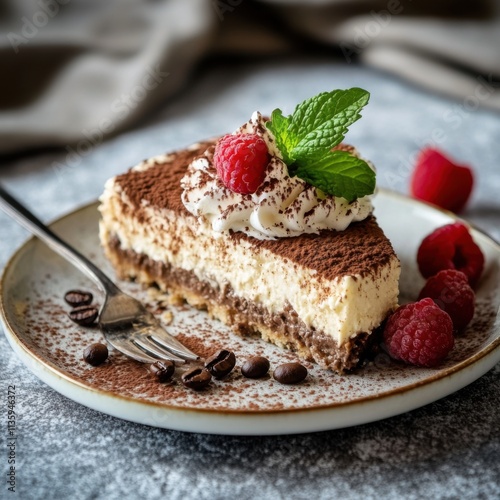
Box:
0, 0, 499, 155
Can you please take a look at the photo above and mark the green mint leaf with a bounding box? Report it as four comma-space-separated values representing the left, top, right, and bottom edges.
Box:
265, 109, 293, 165
289, 88, 370, 161
293, 150, 375, 202
265, 87, 375, 201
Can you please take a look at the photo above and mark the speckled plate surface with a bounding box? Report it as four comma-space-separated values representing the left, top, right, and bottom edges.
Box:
1, 189, 499, 435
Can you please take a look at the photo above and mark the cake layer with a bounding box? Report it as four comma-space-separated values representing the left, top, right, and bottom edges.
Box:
99, 142, 400, 372
103, 238, 379, 372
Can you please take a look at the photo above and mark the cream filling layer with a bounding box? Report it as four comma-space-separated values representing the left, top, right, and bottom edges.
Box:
99, 180, 400, 346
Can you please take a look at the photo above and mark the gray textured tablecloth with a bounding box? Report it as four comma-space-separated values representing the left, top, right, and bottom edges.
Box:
1, 58, 499, 499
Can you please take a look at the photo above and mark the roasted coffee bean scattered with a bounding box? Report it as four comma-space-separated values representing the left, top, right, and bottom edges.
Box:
83, 343, 108, 366
149, 360, 175, 383
273, 362, 307, 384
64, 289, 93, 307
181, 367, 211, 390
205, 349, 236, 379
241, 356, 270, 379
69, 305, 99, 326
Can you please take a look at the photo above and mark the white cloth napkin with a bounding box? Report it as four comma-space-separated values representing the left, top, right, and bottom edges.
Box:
274, 0, 500, 109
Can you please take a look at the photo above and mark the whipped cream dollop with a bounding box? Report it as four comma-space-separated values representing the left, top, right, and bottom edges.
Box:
181, 112, 374, 240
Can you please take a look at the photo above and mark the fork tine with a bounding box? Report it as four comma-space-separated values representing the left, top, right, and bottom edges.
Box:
108, 338, 157, 364
149, 331, 200, 362
131, 319, 199, 362
133, 337, 186, 364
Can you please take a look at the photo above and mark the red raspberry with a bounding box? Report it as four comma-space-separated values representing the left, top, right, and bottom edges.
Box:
410, 147, 474, 213
418, 270, 475, 333
383, 298, 454, 368
213, 133, 270, 194
417, 222, 484, 287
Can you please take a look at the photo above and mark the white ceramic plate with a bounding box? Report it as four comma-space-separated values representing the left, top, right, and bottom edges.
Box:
1, 189, 499, 435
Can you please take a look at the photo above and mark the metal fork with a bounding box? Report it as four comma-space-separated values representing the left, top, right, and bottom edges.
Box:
0, 185, 199, 365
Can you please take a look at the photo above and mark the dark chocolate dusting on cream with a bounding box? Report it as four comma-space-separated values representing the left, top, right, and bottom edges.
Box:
114, 140, 397, 281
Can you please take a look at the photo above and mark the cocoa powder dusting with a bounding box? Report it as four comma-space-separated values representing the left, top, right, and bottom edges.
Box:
115, 142, 213, 216
114, 141, 397, 281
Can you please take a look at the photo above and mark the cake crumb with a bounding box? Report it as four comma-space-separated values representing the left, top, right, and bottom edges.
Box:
161, 310, 174, 325
167, 292, 185, 306
147, 287, 170, 302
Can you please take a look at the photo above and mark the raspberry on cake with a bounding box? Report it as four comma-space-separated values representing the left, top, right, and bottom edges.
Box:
98, 89, 401, 373
214, 133, 270, 194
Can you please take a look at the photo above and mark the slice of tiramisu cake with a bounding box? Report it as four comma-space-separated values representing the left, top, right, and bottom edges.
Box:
99, 88, 400, 373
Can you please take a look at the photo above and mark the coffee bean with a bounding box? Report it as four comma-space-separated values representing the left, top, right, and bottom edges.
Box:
241, 356, 270, 379
273, 362, 307, 384
181, 367, 211, 390
83, 343, 108, 366
64, 289, 93, 307
69, 305, 99, 326
149, 360, 175, 383
205, 349, 236, 379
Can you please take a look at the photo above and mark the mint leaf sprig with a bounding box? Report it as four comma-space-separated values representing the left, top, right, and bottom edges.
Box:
266, 88, 375, 202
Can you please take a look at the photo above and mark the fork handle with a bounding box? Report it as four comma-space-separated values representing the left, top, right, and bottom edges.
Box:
0, 184, 120, 295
